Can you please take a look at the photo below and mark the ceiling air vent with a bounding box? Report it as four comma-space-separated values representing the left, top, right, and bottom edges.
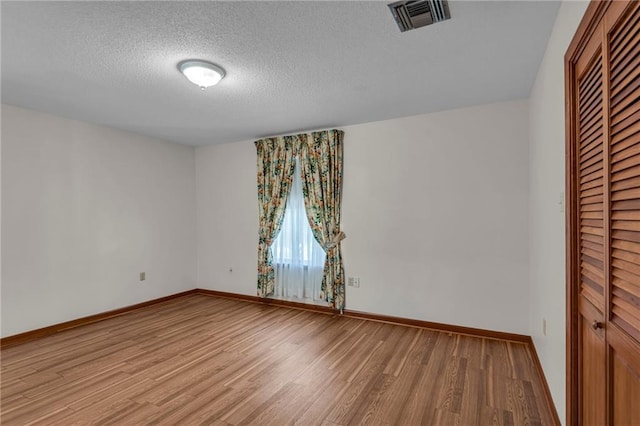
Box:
388, 0, 451, 32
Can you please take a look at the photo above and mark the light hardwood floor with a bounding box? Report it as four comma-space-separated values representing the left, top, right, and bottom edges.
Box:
1, 294, 555, 425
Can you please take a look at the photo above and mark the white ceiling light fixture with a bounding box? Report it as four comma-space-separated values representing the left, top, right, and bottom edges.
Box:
178, 60, 225, 90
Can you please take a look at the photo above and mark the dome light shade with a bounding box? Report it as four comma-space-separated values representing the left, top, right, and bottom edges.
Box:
178, 60, 225, 89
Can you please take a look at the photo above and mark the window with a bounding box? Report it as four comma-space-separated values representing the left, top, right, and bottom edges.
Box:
271, 160, 326, 302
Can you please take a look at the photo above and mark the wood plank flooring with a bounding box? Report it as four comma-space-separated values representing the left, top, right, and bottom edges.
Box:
1, 294, 555, 425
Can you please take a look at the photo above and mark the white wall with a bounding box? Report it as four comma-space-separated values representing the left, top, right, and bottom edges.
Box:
197, 99, 531, 334
528, 1, 588, 423
1, 104, 197, 337
196, 140, 258, 295
1, 106, 3, 333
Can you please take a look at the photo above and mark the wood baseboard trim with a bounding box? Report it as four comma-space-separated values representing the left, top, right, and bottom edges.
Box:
526, 337, 561, 425
0, 289, 199, 349
194, 288, 530, 343
195, 289, 338, 315
342, 309, 530, 343
1, 287, 532, 348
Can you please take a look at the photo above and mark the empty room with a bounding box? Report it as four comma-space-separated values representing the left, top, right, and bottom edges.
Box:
1, 0, 639, 425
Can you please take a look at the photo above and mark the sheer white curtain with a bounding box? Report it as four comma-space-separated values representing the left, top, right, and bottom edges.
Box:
272, 160, 326, 302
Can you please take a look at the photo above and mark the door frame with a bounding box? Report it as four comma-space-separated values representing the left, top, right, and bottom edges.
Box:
565, 1, 614, 425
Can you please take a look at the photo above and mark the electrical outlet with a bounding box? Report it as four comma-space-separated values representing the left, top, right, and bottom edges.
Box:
139, 272, 146, 281
543, 318, 547, 336
348, 277, 361, 288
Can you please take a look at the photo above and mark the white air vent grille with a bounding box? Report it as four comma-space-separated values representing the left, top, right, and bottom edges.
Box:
388, 0, 451, 32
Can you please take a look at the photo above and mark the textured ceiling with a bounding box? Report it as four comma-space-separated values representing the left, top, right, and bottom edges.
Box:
1, 1, 560, 146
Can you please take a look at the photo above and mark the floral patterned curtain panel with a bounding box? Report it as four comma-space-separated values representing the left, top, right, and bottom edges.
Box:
255, 136, 297, 297
255, 129, 346, 310
298, 130, 346, 311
